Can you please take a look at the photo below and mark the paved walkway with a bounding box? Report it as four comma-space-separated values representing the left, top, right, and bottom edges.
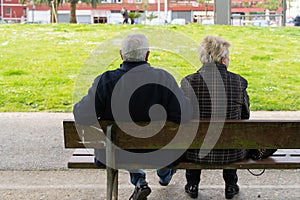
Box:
0, 112, 299, 200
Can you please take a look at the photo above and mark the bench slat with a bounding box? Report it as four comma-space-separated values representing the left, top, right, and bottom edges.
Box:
68, 155, 300, 169
68, 156, 100, 169
64, 120, 107, 149
73, 149, 94, 156
67, 149, 300, 169
63, 120, 300, 149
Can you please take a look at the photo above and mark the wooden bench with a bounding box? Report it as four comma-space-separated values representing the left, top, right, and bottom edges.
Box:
63, 120, 300, 200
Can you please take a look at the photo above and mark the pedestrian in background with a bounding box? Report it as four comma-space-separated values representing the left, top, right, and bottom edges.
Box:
121, 7, 129, 24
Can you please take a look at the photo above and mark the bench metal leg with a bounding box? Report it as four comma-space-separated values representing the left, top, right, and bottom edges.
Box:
106, 125, 118, 200
107, 167, 118, 200
113, 171, 118, 200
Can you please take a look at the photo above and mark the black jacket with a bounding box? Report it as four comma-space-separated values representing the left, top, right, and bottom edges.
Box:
181, 63, 250, 164
73, 61, 192, 125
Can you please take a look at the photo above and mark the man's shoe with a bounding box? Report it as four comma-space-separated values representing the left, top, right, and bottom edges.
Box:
185, 184, 198, 199
129, 184, 151, 200
159, 169, 176, 186
225, 184, 239, 199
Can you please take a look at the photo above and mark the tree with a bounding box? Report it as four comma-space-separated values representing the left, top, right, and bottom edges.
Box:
264, 0, 282, 11
19, 0, 60, 23
146, 12, 157, 22
69, 0, 78, 23
128, 12, 141, 24
68, 0, 101, 24
197, 0, 211, 17
50, 0, 59, 23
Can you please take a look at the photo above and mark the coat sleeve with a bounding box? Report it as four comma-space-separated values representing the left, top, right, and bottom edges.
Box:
165, 76, 193, 124
73, 75, 102, 125
180, 76, 199, 120
241, 78, 250, 119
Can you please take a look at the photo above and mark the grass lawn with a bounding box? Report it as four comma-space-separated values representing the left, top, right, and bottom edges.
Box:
0, 24, 299, 112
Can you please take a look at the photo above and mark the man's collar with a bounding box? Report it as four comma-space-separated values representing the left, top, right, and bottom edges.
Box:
198, 63, 227, 72
120, 61, 149, 71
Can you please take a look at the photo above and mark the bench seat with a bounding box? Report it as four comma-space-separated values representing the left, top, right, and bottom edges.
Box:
68, 149, 300, 169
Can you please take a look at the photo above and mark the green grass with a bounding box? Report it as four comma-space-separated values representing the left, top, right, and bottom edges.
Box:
0, 24, 299, 112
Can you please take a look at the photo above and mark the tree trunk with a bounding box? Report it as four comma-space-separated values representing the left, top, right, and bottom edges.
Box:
70, 1, 77, 24
50, 8, 55, 23
50, 0, 58, 23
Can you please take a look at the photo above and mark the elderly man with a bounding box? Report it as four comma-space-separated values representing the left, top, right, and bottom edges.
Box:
73, 33, 192, 200
181, 36, 250, 199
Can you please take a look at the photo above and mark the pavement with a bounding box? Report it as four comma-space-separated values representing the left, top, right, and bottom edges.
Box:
0, 111, 299, 200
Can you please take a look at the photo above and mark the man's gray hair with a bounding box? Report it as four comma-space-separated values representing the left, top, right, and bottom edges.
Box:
121, 34, 149, 62
199, 36, 231, 64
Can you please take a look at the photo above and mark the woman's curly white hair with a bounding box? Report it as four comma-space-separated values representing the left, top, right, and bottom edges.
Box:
199, 36, 231, 64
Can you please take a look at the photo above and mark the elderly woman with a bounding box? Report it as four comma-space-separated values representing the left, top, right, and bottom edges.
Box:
181, 36, 250, 199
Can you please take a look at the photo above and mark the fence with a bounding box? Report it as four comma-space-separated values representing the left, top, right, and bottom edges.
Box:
231, 14, 285, 27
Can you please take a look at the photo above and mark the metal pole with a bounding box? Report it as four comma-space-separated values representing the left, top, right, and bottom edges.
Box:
214, 0, 231, 25
1, 0, 4, 23
164, 0, 167, 21
282, 0, 286, 26
158, 0, 160, 19
32, 5, 35, 23
30, 0, 35, 23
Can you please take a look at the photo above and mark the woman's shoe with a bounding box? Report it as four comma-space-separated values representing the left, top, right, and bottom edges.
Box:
185, 184, 198, 199
225, 184, 239, 199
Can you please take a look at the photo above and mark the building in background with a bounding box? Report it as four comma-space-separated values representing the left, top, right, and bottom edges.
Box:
2, 0, 299, 25
0, 0, 26, 23
287, 0, 300, 17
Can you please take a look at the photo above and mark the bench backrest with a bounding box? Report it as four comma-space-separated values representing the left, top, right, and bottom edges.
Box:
64, 120, 300, 149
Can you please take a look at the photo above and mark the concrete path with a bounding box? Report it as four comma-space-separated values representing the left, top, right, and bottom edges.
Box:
0, 112, 299, 200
